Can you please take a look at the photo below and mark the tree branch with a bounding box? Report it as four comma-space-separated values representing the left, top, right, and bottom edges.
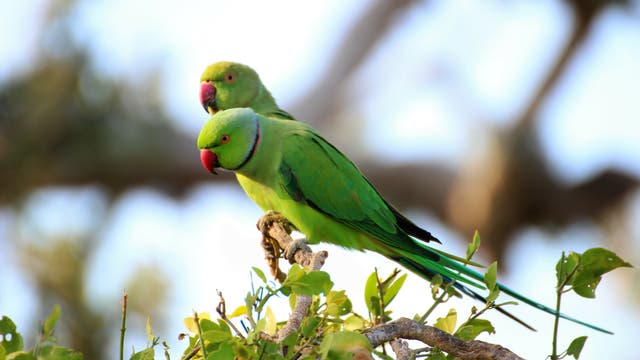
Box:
364, 317, 524, 360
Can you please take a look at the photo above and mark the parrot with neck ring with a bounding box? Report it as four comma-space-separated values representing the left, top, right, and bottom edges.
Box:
199, 61, 294, 120
197, 107, 612, 335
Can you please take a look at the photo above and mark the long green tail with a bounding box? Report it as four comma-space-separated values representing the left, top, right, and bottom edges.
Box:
391, 243, 613, 334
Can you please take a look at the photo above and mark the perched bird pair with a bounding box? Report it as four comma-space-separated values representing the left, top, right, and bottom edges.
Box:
197, 62, 610, 334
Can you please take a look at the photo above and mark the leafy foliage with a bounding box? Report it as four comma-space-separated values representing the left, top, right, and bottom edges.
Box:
180, 265, 362, 359
556, 248, 632, 299
0, 243, 630, 359
0, 306, 83, 360
364, 269, 407, 325
550, 248, 632, 359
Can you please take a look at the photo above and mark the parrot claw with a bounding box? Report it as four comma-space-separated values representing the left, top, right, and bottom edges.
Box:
257, 211, 295, 235
284, 238, 310, 264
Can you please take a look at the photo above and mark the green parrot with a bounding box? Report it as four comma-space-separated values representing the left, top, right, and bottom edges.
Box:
197, 107, 612, 334
199, 61, 295, 120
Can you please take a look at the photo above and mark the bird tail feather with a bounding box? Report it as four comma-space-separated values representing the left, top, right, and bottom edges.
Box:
392, 243, 613, 334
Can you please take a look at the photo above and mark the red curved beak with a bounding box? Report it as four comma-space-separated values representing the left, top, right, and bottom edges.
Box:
200, 149, 218, 174
200, 82, 217, 114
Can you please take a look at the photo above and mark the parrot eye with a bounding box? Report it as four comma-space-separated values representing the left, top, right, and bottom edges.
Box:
220, 134, 231, 144
224, 73, 236, 83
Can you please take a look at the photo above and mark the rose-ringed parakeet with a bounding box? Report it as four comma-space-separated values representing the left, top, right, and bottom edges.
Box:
199, 61, 295, 120
197, 107, 612, 334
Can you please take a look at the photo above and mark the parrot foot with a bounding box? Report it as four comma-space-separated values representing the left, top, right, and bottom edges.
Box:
284, 238, 311, 264
256, 210, 295, 235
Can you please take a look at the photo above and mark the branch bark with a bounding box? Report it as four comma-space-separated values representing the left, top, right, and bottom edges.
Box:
390, 339, 414, 360
364, 317, 524, 360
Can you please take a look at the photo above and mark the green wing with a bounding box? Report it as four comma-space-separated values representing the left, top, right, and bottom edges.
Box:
278, 128, 426, 253
277, 127, 480, 285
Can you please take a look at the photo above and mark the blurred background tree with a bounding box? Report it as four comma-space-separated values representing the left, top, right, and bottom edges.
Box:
0, 0, 638, 359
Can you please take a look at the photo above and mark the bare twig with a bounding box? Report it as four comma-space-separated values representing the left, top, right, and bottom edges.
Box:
120, 291, 127, 360
364, 317, 524, 360
182, 344, 201, 360
216, 290, 245, 339
193, 311, 207, 358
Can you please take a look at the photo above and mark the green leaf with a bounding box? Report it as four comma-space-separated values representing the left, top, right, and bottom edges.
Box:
145, 317, 155, 346
217, 319, 232, 334
486, 286, 500, 304
25, 344, 81, 360
368, 296, 382, 320
0, 316, 23, 354
364, 272, 378, 315
483, 262, 497, 291
3, 351, 34, 360
424, 349, 447, 360
301, 317, 321, 338
130, 347, 154, 360
319, 331, 371, 360
430, 274, 444, 298
264, 306, 277, 336
571, 248, 632, 298
198, 318, 216, 332
325, 290, 352, 317
282, 270, 333, 296
281, 332, 298, 356
244, 291, 256, 317
205, 341, 234, 360
254, 317, 266, 334
286, 264, 305, 282
466, 231, 481, 261
454, 319, 495, 340
383, 273, 407, 306
202, 329, 232, 344
252, 267, 267, 283
231, 344, 257, 360
306, 271, 334, 295
184, 312, 211, 334
434, 309, 457, 334
566, 336, 588, 359
556, 252, 580, 285
483, 262, 500, 303
40, 347, 83, 360
228, 305, 247, 319
573, 277, 601, 298
199, 319, 232, 344
42, 305, 61, 339
288, 291, 297, 310
343, 315, 366, 331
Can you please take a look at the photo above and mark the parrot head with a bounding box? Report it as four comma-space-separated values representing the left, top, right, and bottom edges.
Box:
200, 62, 275, 115
197, 108, 260, 174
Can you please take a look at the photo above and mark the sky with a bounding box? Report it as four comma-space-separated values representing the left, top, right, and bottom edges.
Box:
1, 0, 639, 359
